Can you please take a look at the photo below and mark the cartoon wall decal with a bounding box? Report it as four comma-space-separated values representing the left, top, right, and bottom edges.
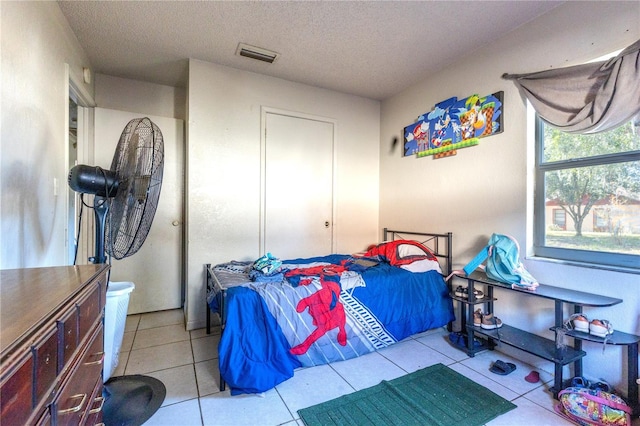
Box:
403, 91, 503, 158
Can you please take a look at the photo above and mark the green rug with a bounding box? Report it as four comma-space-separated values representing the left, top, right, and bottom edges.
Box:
298, 363, 517, 426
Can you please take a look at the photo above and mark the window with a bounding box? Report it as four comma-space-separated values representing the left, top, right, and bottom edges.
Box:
552, 209, 566, 230
593, 209, 608, 231
534, 117, 640, 270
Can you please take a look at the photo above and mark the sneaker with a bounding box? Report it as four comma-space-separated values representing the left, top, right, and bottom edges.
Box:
454, 286, 484, 300
473, 309, 483, 327
567, 314, 589, 333
570, 376, 590, 388
590, 380, 612, 393
448, 331, 463, 347
589, 319, 613, 338
481, 313, 503, 329
469, 288, 484, 300
448, 332, 483, 350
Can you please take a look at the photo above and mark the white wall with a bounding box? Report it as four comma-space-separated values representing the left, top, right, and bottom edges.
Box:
0, 1, 93, 269
95, 74, 186, 120
380, 1, 640, 394
186, 59, 380, 330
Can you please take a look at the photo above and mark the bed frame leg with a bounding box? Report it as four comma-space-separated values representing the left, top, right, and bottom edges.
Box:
205, 263, 227, 392
446, 232, 454, 333
205, 264, 211, 335
206, 303, 211, 335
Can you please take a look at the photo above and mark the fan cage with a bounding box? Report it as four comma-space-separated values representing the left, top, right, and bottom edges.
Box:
106, 117, 164, 260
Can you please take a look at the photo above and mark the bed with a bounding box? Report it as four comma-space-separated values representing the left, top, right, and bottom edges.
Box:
204, 229, 455, 395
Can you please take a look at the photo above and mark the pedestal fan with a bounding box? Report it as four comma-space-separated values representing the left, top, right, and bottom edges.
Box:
68, 117, 166, 426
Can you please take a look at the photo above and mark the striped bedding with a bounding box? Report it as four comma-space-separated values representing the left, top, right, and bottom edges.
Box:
209, 254, 454, 395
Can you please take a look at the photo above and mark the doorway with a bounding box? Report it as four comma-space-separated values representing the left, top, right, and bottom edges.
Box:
66, 65, 95, 266
94, 108, 184, 314
67, 95, 78, 263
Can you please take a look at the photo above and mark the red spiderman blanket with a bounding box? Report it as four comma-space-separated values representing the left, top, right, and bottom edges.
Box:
285, 265, 347, 355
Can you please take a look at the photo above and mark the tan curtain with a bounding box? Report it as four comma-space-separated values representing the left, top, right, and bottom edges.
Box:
502, 39, 640, 134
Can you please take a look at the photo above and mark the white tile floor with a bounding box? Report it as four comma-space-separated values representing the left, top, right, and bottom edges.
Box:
112, 309, 637, 426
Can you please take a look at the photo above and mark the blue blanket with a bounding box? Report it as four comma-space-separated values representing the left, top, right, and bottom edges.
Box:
213, 255, 454, 395
218, 286, 302, 394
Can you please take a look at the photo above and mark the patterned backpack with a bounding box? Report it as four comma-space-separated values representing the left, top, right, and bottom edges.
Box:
555, 387, 632, 426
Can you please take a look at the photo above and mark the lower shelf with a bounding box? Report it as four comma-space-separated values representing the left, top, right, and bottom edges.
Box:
468, 324, 586, 365
558, 328, 640, 346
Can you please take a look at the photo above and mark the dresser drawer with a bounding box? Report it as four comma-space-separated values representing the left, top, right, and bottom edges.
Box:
55, 324, 104, 426
0, 351, 33, 424
78, 283, 101, 341
33, 325, 59, 404
59, 306, 79, 368
81, 377, 105, 425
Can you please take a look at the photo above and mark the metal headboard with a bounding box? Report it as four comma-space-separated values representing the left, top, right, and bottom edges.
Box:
382, 228, 453, 277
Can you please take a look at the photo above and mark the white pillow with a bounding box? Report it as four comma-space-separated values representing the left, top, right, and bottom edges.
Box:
400, 258, 442, 274
397, 243, 430, 258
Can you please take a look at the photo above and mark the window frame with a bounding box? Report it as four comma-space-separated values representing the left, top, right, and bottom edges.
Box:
533, 116, 640, 271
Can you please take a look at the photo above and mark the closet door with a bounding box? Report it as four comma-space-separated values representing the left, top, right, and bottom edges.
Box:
263, 111, 334, 259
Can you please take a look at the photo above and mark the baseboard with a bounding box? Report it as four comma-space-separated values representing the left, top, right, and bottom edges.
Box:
187, 319, 206, 331
186, 313, 221, 331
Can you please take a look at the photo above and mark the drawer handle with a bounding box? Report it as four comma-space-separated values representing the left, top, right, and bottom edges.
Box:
89, 396, 105, 414
58, 393, 87, 414
84, 351, 105, 366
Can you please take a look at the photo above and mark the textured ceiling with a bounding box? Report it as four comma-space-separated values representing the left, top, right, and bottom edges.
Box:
58, 1, 564, 100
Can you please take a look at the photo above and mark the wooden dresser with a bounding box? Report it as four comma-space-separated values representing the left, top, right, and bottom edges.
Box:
1, 264, 109, 425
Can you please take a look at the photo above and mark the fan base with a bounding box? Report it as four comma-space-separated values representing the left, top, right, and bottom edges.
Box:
102, 375, 166, 426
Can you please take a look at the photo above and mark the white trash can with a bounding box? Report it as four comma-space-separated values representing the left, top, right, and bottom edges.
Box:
103, 281, 135, 382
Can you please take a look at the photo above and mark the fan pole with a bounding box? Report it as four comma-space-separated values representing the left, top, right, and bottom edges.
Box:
92, 197, 109, 264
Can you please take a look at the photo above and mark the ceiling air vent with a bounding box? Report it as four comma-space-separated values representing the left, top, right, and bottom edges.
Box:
236, 43, 279, 64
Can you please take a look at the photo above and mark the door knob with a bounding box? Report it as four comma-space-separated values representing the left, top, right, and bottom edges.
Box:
172, 220, 180, 226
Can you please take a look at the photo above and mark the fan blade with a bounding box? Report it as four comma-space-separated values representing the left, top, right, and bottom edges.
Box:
134, 175, 151, 203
